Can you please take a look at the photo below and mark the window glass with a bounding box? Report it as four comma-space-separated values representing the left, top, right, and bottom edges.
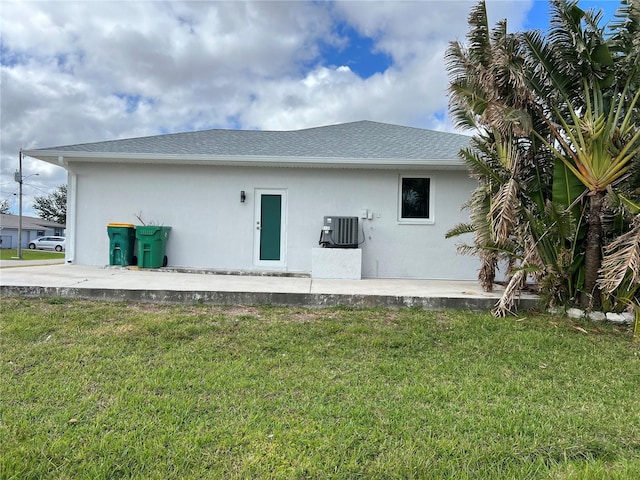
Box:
401, 177, 430, 219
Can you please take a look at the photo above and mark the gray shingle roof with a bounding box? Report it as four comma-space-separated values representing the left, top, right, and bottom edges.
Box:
0, 214, 65, 230
28, 121, 469, 162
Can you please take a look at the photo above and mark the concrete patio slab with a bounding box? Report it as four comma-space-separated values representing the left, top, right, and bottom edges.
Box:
0, 263, 539, 311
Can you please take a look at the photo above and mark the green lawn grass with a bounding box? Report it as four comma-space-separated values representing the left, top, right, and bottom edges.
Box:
1, 298, 638, 479
0, 248, 65, 261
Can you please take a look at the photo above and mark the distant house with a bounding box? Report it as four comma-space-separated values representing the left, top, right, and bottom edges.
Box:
24, 120, 479, 279
0, 213, 65, 249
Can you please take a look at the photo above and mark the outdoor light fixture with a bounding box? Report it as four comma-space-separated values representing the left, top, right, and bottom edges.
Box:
240, 190, 246, 203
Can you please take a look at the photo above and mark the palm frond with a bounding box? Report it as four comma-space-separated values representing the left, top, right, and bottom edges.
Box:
544, 199, 578, 241
459, 147, 505, 183
618, 193, 640, 215
470, 190, 498, 259
492, 269, 527, 316
492, 229, 544, 316
489, 177, 519, 243
445, 223, 475, 239
455, 243, 478, 257
598, 215, 640, 293
466, 0, 492, 66
522, 30, 574, 103
608, 0, 640, 78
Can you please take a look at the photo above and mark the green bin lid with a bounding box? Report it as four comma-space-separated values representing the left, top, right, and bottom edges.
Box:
107, 223, 135, 228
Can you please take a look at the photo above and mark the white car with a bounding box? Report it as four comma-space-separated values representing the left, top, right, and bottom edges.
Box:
28, 236, 66, 252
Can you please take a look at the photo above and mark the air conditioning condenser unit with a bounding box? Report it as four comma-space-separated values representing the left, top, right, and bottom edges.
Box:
319, 216, 358, 248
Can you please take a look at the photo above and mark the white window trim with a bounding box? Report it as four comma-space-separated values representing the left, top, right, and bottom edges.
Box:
397, 174, 435, 225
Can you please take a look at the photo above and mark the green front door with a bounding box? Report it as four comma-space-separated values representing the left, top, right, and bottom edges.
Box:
259, 194, 282, 261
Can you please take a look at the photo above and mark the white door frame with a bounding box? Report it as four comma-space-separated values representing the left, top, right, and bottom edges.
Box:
253, 188, 287, 269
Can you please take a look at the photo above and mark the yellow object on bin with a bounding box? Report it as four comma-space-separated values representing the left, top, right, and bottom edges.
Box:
107, 223, 135, 228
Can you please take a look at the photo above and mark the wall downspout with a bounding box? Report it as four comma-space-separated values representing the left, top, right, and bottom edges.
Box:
58, 156, 77, 264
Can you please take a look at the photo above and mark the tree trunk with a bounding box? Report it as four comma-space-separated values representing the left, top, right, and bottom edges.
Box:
479, 251, 497, 292
580, 190, 605, 309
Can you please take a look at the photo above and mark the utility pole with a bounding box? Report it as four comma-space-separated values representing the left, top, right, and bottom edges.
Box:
14, 150, 23, 259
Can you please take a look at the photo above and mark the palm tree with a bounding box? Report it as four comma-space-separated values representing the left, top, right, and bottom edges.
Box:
447, 0, 640, 314
447, 1, 577, 313
522, 0, 640, 308
446, 1, 548, 292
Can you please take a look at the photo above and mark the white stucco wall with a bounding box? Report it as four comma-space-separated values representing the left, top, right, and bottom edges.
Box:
67, 162, 479, 280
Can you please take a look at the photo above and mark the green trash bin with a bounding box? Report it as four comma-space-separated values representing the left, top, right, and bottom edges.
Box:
107, 223, 136, 266
136, 225, 171, 268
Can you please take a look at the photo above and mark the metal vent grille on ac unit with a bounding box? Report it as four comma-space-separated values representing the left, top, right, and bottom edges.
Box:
319, 216, 358, 248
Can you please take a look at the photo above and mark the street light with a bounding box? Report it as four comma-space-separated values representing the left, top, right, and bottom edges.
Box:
14, 149, 38, 259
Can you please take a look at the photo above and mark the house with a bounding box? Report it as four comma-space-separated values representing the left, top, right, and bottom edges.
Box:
23, 120, 478, 279
0, 213, 65, 249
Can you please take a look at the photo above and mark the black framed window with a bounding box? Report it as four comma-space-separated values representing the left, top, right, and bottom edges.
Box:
401, 177, 430, 220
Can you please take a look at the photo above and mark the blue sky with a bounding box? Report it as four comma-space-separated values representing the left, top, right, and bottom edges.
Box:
321, 21, 393, 79
324, 1, 622, 80
525, 0, 621, 28
0, 0, 625, 213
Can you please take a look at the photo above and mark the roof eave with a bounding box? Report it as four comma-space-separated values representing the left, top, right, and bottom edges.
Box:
23, 150, 467, 170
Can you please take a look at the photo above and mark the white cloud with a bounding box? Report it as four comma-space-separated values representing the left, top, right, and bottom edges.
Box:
0, 0, 536, 214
